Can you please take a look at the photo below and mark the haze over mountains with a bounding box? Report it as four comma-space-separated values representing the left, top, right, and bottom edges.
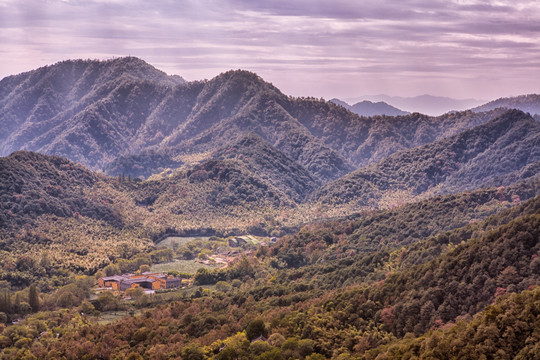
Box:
344, 94, 487, 116
330, 98, 409, 117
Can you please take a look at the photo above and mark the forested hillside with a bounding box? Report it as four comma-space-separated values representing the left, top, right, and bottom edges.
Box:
0, 151, 153, 288
273, 179, 540, 270
1, 194, 538, 359
1, 58, 511, 183
316, 110, 540, 206
0, 149, 315, 289
367, 287, 540, 359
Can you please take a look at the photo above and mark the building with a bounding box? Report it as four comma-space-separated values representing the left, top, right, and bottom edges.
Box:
98, 274, 132, 290
98, 272, 182, 292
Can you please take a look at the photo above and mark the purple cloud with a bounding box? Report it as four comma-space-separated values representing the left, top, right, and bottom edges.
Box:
0, 0, 538, 100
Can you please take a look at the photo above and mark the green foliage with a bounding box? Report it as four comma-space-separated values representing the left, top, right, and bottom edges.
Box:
246, 319, 268, 341
181, 344, 205, 360
274, 182, 540, 273
28, 284, 39, 313
368, 286, 540, 359
316, 110, 540, 206
194, 258, 255, 285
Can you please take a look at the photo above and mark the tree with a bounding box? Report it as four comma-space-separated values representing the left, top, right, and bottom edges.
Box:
0, 290, 11, 314
246, 318, 268, 341
28, 284, 40, 312
104, 263, 121, 276
139, 264, 151, 273
180, 344, 204, 360
126, 287, 145, 300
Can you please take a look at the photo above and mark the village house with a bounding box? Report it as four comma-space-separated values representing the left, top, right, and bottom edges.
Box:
98, 272, 182, 292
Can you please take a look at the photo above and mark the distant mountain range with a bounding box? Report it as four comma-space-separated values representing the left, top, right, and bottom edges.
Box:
1, 58, 539, 204
471, 94, 540, 115
345, 94, 485, 116
342, 93, 540, 117
2, 57, 528, 183
330, 98, 409, 116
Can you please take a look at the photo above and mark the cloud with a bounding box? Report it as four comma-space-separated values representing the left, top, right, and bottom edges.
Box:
0, 0, 539, 99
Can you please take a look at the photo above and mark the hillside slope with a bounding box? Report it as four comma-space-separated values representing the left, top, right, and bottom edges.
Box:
212, 133, 319, 202
1, 58, 510, 183
0, 151, 299, 288
316, 110, 540, 206
0, 151, 153, 287
274, 179, 540, 270
3, 195, 538, 358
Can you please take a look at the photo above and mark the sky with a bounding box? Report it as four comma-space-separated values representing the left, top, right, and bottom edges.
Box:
0, 0, 539, 100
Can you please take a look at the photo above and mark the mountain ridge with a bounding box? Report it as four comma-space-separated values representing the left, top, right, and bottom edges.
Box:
472, 93, 540, 115
330, 98, 409, 116
315, 109, 540, 206
0, 57, 514, 183
345, 94, 485, 115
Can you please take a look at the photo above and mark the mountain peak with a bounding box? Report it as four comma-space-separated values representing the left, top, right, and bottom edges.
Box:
212, 69, 276, 92
1, 56, 185, 88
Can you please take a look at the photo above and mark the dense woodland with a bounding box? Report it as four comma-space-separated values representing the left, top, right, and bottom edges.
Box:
1, 58, 539, 359
315, 110, 540, 206
0, 194, 538, 358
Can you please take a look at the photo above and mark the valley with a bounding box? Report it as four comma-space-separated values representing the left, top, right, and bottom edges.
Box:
0, 58, 539, 359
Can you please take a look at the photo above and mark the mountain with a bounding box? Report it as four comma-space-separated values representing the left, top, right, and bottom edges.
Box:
369, 286, 540, 359
330, 98, 409, 116
0, 60, 352, 182
154, 70, 354, 182
472, 94, 540, 115
0, 150, 303, 288
0, 151, 154, 287
315, 110, 540, 206
0, 57, 184, 168
211, 133, 319, 202
274, 178, 540, 270
346, 94, 485, 116
1, 58, 509, 184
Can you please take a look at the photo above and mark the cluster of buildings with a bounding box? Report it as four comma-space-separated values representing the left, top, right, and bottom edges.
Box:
98, 272, 182, 292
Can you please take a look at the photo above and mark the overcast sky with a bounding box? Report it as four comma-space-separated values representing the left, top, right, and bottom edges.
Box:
1, 0, 539, 100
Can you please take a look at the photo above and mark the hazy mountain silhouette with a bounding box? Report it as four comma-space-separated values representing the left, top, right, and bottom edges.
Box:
345, 94, 485, 116
472, 94, 540, 115
330, 98, 409, 116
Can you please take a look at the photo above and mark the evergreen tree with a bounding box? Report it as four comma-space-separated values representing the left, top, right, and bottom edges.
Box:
0, 290, 11, 314
28, 284, 40, 312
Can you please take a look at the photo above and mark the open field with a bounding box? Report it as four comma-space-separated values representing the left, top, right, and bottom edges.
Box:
156, 236, 212, 249
98, 310, 142, 325
150, 259, 223, 274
